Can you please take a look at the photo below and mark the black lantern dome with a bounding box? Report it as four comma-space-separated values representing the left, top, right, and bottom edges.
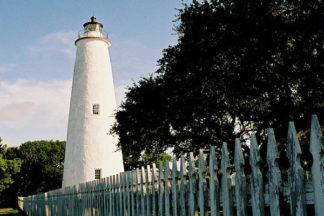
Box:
83, 16, 103, 32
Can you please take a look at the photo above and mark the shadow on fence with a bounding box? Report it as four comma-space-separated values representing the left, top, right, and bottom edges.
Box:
18, 115, 324, 216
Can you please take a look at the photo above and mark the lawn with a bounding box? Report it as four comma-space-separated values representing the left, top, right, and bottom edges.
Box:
0, 208, 24, 216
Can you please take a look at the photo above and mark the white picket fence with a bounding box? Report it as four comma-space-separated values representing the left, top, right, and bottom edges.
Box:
18, 115, 324, 216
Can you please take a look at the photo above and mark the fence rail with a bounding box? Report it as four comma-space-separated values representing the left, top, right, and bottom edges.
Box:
19, 115, 324, 216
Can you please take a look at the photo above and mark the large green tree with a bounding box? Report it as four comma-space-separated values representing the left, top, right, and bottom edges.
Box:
113, 0, 324, 166
0, 138, 21, 193
0, 140, 65, 207
15, 140, 66, 196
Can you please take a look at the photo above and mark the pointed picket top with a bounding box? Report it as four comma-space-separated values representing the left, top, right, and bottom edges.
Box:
310, 115, 324, 215
221, 142, 233, 216
209, 146, 219, 216
188, 152, 196, 216
287, 121, 307, 216
266, 128, 282, 216
179, 155, 187, 216
234, 139, 245, 174
249, 134, 265, 216
234, 138, 247, 216
152, 163, 158, 180
198, 149, 206, 215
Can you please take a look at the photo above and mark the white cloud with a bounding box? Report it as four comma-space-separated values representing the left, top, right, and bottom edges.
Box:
0, 79, 72, 146
27, 31, 76, 58
0, 102, 36, 121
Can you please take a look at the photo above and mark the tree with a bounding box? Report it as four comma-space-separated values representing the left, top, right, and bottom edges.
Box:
14, 140, 65, 196
113, 0, 324, 163
0, 138, 21, 193
124, 152, 172, 170
0, 140, 65, 207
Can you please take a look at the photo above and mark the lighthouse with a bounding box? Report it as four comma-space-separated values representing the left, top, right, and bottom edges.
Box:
62, 17, 124, 187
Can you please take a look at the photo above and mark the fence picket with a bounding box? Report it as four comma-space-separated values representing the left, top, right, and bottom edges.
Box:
136, 168, 140, 216
98, 179, 103, 215
131, 171, 135, 216
118, 173, 125, 216
105, 177, 109, 216
146, 165, 151, 216
109, 176, 113, 216
89, 181, 93, 215
158, 163, 164, 216
179, 155, 187, 216
188, 152, 196, 216
123, 172, 128, 216
118, 174, 122, 216
114, 175, 118, 216
85, 182, 89, 215
113, 175, 117, 216
172, 158, 178, 216
267, 128, 281, 216
287, 122, 307, 216
198, 149, 206, 215
165, 160, 171, 216
152, 163, 157, 216
250, 134, 265, 216
119, 173, 123, 216
141, 167, 145, 216
310, 115, 324, 216
209, 146, 219, 216
19, 115, 324, 216
126, 172, 131, 216
234, 139, 247, 216
221, 142, 233, 216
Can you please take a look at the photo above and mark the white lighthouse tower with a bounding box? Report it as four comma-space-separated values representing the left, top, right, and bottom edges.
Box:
62, 17, 124, 187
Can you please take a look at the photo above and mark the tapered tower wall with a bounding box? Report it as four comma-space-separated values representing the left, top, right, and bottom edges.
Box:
62, 18, 124, 187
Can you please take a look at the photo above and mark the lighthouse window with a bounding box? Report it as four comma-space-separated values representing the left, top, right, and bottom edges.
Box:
93, 104, 100, 115
95, 169, 101, 179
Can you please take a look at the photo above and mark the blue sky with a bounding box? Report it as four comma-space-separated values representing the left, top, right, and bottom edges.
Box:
0, 0, 189, 146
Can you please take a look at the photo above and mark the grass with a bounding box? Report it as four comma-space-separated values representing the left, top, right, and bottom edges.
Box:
0, 208, 24, 216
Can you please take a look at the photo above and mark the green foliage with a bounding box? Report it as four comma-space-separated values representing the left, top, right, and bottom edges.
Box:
0, 140, 65, 207
0, 208, 22, 215
0, 138, 21, 193
113, 0, 324, 163
15, 140, 65, 196
126, 152, 172, 170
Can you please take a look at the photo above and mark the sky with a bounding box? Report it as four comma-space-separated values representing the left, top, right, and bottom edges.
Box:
0, 0, 189, 147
